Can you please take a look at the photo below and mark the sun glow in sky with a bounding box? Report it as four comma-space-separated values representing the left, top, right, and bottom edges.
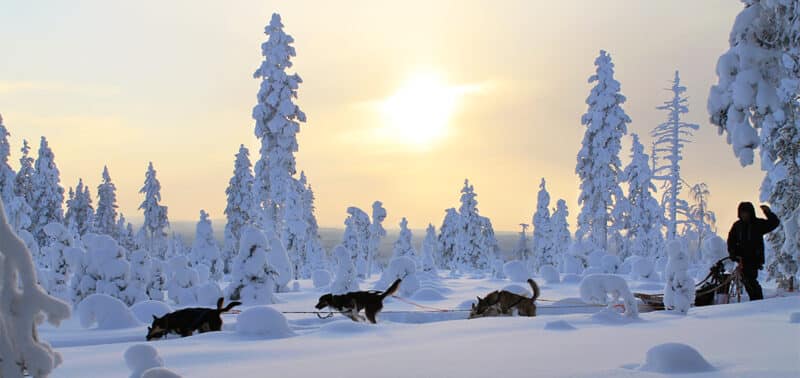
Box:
378, 72, 478, 149
1, 1, 760, 232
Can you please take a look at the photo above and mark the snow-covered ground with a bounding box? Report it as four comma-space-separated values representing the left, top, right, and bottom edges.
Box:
41, 276, 799, 377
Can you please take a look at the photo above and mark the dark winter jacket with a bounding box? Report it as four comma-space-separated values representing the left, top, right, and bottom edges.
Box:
727, 202, 780, 268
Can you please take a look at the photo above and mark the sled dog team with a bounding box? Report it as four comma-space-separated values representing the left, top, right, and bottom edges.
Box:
146, 278, 541, 340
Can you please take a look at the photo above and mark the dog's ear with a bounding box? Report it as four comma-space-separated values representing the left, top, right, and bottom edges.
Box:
476, 296, 482, 302
152, 315, 158, 321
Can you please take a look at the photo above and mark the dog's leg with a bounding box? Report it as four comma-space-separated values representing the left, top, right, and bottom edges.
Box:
365, 308, 378, 324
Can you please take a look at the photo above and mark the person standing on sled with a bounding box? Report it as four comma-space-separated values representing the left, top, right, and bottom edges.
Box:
727, 202, 780, 300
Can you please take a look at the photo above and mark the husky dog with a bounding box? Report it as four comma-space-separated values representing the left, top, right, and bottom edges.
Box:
146, 297, 241, 341
470, 279, 540, 318
315, 279, 402, 323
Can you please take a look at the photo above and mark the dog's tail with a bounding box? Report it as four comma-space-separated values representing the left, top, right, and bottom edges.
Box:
380, 279, 402, 299
527, 279, 540, 301
216, 297, 243, 313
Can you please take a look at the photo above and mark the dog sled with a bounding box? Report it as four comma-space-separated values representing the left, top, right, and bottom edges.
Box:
634, 257, 743, 311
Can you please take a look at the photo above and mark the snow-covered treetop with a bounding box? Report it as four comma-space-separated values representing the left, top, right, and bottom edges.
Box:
0, 114, 15, 203
459, 179, 478, 216
95, 165, 118, 236
15, 139, 34, 200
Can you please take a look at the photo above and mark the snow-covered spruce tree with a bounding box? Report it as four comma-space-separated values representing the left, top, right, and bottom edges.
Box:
299, 173, 326, 273
420, 223, 438, 275
116, 213, 136, 253
437, 207, 459, 270
138, 162, 169, 259
146, 258, 166, 302
81, 233, 133, 305
0, 115, 16, 208
575, 50, 630, 252
513, 223, 532, 262
621, 134, 665, 260
392, 217, 416, 260
166, 255, 199, 305
532, 178, 556, 271
93, 166, 118, 237
127, 248, 152, 304
30, 136, 65, 246
226, 226, 279, 304
189, 210, 222, 281
652, 70, 698, 240
223, 144, 255, 274
453, 179, 497, 272
550, 199, 571, 271
687, 183, 716, 257
41, 222, 75, 300
65, 178, 94, 237
708, 0, 799, 288
283, 177, 308, 281
14, 139, 35, 212
366, 200, 387, 278
0, 199, 71, 378
251, 13, 307, 237
342, 206, 371, 277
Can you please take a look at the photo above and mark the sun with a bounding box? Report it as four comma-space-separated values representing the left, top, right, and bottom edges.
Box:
379, 72, 469, 148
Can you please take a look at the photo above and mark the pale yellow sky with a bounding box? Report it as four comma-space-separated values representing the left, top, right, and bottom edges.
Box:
1, 1, 762, 232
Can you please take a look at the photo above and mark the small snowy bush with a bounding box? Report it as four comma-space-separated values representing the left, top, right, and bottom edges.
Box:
166, 255, 199, 305
631, 256, 656, 280
83, 233, 133, 305
663, 240, 694, 314
78, 294, 140, 329
226, 226, 278, 304
411, 287, 446, 301
601, 254, 621, 274
579, 274, 638, 317
503, 260, 530, 282
539, 264, 560, 284
330, 245, 358, 294
124, 344, 164, 378
376, 256, 419, 297
195, 282, 223, 307
236, 306, 294, 339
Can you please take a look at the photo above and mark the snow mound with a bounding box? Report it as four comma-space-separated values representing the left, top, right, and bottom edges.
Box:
638, 343, 715, 374
539, 265, 560, 284
312, 269, 332, 288
141, 367, 182, 378
544, 320, 576, 331
503, 260, 530, 282
130, 301, 172, 324
502, 284, 532, 298
236, 306, 294, 339
78, 294, 140, 329
790, 312, 800, 324
411, 287, 446, 301
562, 273, 582, 283
124, 344, 164, 378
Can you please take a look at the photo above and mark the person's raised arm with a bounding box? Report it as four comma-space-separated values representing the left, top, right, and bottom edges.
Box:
758, 205, 780, 234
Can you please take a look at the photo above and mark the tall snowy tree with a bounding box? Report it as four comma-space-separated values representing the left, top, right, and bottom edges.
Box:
687, 183, 716, 251
652, 71, 698, 240
532, 178, 555, 271
575, 50, 630, 252
621, 134, 665, 260
453, 179, 497, 272
14, 139, 35, 208
420, 224, 438, 275
116, 213, 136, 253
391, 217, 416, 260
65, 178, 94, 237
550, 199, 571, 270
708, 0, 799, 289
251, 13, 307, 237
93, 166, 118, 237
223, 144, 255, 274
513, 223, 532, 262
299, 173, 326, 273
189, 210, 222, 281
366, 200, 387, 277
0, 114, 15, 207
30, 137, 65, 246
138, 162, 169, 258
342, 206, 370, 277
437, 208, 459, 270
